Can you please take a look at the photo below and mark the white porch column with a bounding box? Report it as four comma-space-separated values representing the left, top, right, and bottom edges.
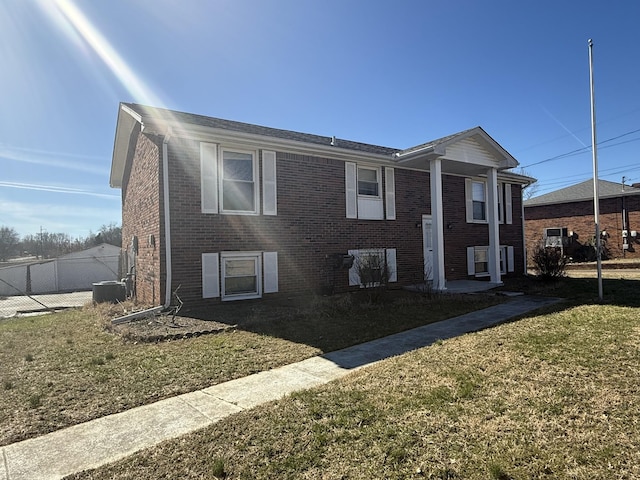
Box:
429, 158, 446, 290
486, 167, 501, 284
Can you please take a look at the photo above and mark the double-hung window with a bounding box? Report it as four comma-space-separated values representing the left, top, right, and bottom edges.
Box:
466, 178, 513, 224
346, 163, 392, 220
221, 253, 261, 300
202, 251, 278, 301
467, 245, 514, 277
221, 148, 258, 213
474, 246, 489, 276
472, 181, 486, 221
358, 167, 380, 197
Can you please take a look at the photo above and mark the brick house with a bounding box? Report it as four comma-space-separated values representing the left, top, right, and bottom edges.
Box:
110, 103, 532, 308
524, 179, 640, 261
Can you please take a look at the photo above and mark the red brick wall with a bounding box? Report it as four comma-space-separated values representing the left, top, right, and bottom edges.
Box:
121, 133, 163, 305
525, 195, 640, 261
121, 133, 527, 308
442, 176, 525, 277
165, 140, 432, 306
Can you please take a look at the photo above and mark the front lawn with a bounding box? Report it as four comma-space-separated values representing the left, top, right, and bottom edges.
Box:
0, 289, 501, 446
68, 278, 640, 479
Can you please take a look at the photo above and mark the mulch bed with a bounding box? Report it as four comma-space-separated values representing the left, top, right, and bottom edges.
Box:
110, 313, 235, 343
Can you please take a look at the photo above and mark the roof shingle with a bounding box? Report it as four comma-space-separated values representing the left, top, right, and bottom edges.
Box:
524, 179, 640, 207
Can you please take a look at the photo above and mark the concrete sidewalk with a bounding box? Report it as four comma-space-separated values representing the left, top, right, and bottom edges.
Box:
0, 291, 93, 319
0, 295, 561, 480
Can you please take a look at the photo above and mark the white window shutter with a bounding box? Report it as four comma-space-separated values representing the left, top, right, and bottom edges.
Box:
505, 183, 513, 224
262, 151, 277, 216
348, 249, 360, 286
467, 247, 475, 276
200, 143, 219, 213
345, 162, 357, 218
465, 178, 473, 223
507, 246, 515, 272
385, 167, 396, 220
202, 253, 220, 298
386, 248, 397, 282
263, 251, 278, 293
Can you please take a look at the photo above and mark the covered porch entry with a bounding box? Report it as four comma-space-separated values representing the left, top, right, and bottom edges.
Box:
396, 127, 521, 291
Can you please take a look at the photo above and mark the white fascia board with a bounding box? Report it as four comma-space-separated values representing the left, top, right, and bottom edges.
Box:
110, 105, 144, 188
498, 171, 537, 185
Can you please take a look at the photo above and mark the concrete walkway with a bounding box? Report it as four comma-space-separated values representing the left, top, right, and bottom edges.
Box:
0, 295, 561, 480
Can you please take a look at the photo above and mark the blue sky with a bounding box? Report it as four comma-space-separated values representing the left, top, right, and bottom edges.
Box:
2, 0, 640, 239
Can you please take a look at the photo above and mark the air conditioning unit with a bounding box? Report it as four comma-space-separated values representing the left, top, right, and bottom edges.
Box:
622, 230, 628, 238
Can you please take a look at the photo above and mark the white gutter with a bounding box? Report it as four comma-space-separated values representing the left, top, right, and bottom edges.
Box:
140, 121, 397, 164
393, 144, 437, 160
162, 129, 173, 308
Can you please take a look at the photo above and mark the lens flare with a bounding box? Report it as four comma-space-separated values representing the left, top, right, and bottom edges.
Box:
37, 0, 165, 107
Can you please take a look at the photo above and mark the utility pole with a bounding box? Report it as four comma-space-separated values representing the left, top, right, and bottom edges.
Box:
588, 39, 603, 301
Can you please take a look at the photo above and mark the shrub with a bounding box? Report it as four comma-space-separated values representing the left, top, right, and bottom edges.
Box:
572, 235, 610, 263
353, 252, 391, 303
532, 244, 567, 281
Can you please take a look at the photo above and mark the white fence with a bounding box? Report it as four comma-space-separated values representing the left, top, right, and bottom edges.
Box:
0, 244, 122, 296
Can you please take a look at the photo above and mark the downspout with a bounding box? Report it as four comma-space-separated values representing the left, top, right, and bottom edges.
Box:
162, 129, 173, 308
521, 184, 527, 275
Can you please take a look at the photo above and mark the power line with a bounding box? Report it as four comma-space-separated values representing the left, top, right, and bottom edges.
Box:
533, 166, 640, 196
520, 127, 640, 168
516, 105, 640, 153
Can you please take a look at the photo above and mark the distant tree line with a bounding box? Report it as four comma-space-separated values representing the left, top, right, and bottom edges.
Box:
0, 223, 121, 262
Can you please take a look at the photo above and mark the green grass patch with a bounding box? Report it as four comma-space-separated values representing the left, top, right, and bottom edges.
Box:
0, 289, 500, 446
65, 277, 640, 479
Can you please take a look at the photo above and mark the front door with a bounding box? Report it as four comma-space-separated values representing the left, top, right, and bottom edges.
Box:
422, 215, 434, 281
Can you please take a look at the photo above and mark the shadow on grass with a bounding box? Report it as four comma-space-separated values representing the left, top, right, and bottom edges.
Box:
499, 276, 640, 308
185, 275, 640, 356
186, 289, 507, 354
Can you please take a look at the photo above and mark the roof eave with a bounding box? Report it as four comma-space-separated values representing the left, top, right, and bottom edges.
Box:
110, 104, 143, 189
139, 118, 399, 165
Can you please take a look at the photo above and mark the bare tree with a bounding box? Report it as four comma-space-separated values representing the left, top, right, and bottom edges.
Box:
517, 168, 539, 201
91, 223, 122, 247
0, 226, 20, 261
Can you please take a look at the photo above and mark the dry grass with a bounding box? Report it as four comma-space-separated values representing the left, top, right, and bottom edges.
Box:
0, 290, 500, 446
67, 296, 640, 479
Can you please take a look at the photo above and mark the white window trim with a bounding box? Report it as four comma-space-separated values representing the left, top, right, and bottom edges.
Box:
465, 178, 488, 224
467, 245, 514, 277
473, 246, 490, 277
203, 251, 279, 301
221, 251, 262, 301
357, 166, 382, 199
347, 163, 394, 221
219, 146, 260, 215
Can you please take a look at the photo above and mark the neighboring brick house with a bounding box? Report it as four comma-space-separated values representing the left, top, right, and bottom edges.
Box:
110, 103, 532, 308
524, 179, 640, 261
